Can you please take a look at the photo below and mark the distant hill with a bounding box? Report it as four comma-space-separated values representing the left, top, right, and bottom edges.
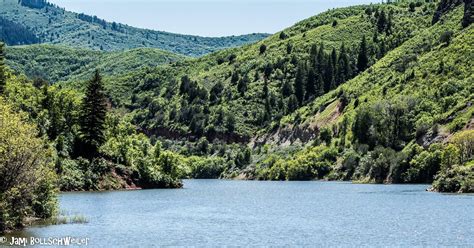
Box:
6, 44, 184, 84
0, 0, 269, 56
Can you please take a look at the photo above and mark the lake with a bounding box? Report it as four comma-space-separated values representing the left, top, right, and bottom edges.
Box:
8, 180, 474, 247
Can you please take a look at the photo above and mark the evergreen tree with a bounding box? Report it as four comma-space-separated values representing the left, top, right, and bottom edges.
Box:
315, 74, 324, 96
336, 43, 351, 84
331, 48, 338, 69
294, 63, 306, 105
262, 79, 269, 100
324, 52, 336, 92
259, 44, 267, 54
287, 95, 299, 113
309, 44, 318, 67
357, 35, 369, 72
378, 39, 387, 59
463, 0, 473, 28
79, 70, 108, 157
237, 74, 249, 96
386, 11, 393, 35
231, 71, 240, 84
315, 43, 325, 74
226, 112, 236, 133
377, 10, 387, 33
210, 81, 224, 103
306, 67, 316, 100
281, 79, 293, 97
0, 42, 5, 94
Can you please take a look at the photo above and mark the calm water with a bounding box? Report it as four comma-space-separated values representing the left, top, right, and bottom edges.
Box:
7, 180, 474, 247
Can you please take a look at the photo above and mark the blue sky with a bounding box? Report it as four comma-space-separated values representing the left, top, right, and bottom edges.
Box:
48, 0, 375, 37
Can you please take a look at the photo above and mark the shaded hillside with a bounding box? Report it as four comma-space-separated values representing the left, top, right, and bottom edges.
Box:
0, 0, 269, 56
6, 45, 184, 84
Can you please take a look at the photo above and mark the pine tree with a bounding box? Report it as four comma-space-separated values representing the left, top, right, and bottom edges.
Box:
0, 42, 6, 94
463, 0, 473, 28
315, 74, 324, 96
309, 44, 318, 67
386, 11, 393, 35
357, 35, 369, 72
315, 43, 325, 75
306, 67, 316, 100
324, 53, 335, 92
336, 43, 351, 84
262, 79, 269, 100
79, 70, 108, 157
294, 63, 306, 105
281, 79, 293, 97
237, 74, 249, 96
331, 48, 337, 69
377, 10, 387, 33
287, 94, 299, 113
378, 38, 386, 59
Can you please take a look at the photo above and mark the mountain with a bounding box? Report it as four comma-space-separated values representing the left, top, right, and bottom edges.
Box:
0, 0, 269, 56
1, 0, 472, 195
89, 1, 471, 192
102, 3, 437, 139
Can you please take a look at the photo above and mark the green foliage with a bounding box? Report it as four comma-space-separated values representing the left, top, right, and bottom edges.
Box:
357, 35, 369, 72
0, 42, 5, 94
352, 97, 418, 150
6, 45, 184, 84
462, 0, 473, 28
79, 70, 108, 157
251, 4, 472, 193
432, 130, 474, 193
0, 16, 39, 45
0, 101, 57, 232
0, 0, 268, 56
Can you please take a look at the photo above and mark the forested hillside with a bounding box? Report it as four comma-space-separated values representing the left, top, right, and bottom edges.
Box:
107, 2, 437, 141
5, 45, 184, 84
86, 0, 470, 192
0, 1, 473, 233
0, 0, 269, 56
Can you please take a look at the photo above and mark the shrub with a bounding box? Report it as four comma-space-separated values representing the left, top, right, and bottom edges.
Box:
0, 102, 57, 232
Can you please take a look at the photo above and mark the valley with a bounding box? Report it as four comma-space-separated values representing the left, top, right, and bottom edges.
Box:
0, 0, 472, 237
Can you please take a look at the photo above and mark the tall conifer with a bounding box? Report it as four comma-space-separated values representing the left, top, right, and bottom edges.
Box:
357, 35, 369, 72
0, 42, 6, 94
79, 70, 108, 157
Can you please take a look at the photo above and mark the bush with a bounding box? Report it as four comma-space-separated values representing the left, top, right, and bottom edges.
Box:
0, 102, 57, 232
432, 161, 473, 193
259, 44, 267, 54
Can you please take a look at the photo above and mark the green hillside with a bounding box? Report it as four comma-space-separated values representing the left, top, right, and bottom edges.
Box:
6, 44, 185, 84
107, 2, 436, 140
252, 6, 473, 192
94, 1, 471, 192
0, 0, 269, 56
0, 0, 472, 199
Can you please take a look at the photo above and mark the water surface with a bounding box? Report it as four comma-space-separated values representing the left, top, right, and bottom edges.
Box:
10, 180, 474, 247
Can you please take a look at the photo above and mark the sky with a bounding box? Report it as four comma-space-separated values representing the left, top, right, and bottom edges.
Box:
48, 0, 376, 37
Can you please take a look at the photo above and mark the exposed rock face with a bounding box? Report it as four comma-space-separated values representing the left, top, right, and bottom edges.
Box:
250, 124, 319, 149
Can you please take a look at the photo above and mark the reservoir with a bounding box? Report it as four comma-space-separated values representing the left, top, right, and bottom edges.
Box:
10, 180, 474, 247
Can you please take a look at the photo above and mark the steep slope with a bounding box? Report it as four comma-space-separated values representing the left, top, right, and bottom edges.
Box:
6, 44, 185, 83
0, 0, 269, 56
104, 2, 435, 142
1, 1, 471, 192
251, 6, 473, 192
